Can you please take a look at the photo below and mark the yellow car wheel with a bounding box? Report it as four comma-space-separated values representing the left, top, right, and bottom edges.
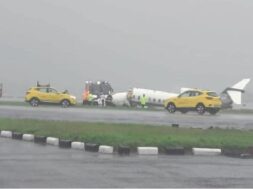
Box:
196, 103, 205, 115
30, 98, 40, 107
166, 103, 176, 113
61, 99, 70, 108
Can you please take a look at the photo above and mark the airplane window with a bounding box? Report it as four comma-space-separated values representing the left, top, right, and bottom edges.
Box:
138, 96, 140, 100
153, 99, 156, 102
158, 99, 161, 103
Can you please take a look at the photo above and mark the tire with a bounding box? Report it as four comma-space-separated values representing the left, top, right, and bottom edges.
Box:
61, 99, 70, 108
209, 109, 219, 115
196, 103, 205, 115
30, 98, 40, 107
166, 103, 176, 113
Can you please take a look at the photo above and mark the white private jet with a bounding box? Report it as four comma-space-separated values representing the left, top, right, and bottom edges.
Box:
111, 79, 251, 109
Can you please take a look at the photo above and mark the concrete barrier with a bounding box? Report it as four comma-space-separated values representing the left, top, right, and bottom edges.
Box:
85, 143, 99, 152
12, 132, 23, 140
46, 137, 59, 146
118, 145, 130, 155
59, 139, 72, 148
165, 147, 185, 155
222, 148, 245, 157
34, 136, 47, 144
22, 134, 34, 141
99, 145, 114, 154
137, 147, 158, 155
193, 148, 221, 156
0, 131, 12, 138
71, 142, 85, 150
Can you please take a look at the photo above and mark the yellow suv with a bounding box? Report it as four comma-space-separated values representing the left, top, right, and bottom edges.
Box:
25, 87, 77, 107
164, 89, 222, 115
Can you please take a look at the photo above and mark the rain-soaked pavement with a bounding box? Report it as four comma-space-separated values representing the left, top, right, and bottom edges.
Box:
0, 137, 253, 188
0, 105, 253, 129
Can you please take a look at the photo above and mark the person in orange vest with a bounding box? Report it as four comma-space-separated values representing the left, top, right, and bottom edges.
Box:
83, 90, 90, 105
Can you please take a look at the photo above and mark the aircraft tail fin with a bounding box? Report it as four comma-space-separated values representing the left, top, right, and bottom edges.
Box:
220, 78, 251, 107
231, 78, 251, 91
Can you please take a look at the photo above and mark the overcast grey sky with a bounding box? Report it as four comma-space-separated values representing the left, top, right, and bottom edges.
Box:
0, 0, 252, 99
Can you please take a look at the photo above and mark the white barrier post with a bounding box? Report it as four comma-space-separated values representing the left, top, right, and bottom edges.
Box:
0, 131, 12, 138
22, 134, 34, 141
46, 137, 59, 146
192, 148, 221, 156
137, 147, 158, 155
71, 142, 85, 150
99, 145, 114, 154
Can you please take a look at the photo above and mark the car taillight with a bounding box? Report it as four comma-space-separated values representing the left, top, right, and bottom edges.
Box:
206, 97, 213, 100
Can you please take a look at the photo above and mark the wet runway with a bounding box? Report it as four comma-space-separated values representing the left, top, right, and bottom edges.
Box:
0, 105, 253, 129
0, 137, 253, 188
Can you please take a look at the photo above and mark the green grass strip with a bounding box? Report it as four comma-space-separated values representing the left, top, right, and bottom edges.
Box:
0, 118, 253, 151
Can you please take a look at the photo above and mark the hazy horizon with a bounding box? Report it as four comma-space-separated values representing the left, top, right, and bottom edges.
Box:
0, 0, 252, 101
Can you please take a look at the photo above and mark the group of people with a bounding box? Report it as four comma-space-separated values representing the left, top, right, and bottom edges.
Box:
87, 93, 107, 107
86, 93, 148, 108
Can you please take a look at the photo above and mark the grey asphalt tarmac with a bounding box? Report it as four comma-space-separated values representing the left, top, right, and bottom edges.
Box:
0, 105, 253, 129
0, 137, 253, 188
